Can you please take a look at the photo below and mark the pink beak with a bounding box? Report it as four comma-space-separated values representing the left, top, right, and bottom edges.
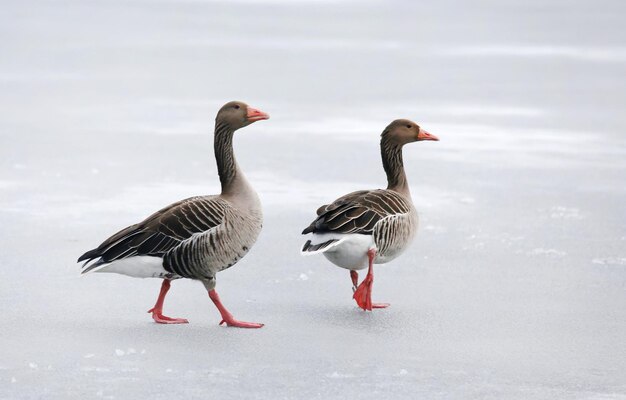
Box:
417, 128, 439, 141
247, 106, 270, 122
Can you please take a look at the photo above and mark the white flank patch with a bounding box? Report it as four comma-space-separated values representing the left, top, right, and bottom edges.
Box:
320, 233, 375, 270
87, 256, 168, 278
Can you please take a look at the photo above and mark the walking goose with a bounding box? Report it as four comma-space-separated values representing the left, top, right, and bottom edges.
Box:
78, 101, 269, 328
301, 119, 438, 310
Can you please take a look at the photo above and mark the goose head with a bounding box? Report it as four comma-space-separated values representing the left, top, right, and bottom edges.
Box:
382, 119, 438, 146
216, 101, 270, 130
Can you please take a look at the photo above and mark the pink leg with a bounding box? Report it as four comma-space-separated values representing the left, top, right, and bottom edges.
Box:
208, 289, 264, 329
352, 249, 390, 311
147, 279, 189, 324
350, 270, 359, 292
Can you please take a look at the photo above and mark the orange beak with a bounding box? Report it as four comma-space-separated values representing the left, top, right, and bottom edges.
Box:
417, 128, 439, 141
247, 106, 270, 122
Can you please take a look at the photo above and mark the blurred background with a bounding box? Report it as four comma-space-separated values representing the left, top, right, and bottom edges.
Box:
1, 0, 625, 399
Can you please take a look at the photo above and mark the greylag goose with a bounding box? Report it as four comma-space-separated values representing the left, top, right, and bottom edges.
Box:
78, 101, 269, 328
301, 119, 438, 311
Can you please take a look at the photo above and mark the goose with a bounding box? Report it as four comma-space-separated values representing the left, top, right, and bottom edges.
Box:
78, 101, 269, 328
301, 119, 438, 311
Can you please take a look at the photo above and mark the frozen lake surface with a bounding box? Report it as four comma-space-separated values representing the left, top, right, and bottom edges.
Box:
1, 0, 625, 398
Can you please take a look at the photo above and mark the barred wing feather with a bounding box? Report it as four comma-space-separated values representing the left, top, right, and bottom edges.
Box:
302, 189, 412, 235
78, 196, 228, 272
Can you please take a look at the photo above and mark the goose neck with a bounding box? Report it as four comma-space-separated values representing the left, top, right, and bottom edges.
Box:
381, 138, 410, 197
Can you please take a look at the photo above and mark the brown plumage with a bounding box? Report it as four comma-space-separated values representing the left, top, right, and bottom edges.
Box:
302, 189, 413, 236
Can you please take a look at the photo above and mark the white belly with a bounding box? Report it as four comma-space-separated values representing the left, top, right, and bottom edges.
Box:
307, 231, 408, 270
308, 233, 371, 270
87, 256, 172, 278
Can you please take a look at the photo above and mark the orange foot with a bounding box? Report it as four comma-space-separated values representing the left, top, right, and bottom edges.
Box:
219, 317, 264, 329
352, 273, 390, 311
147, 308, 189, 324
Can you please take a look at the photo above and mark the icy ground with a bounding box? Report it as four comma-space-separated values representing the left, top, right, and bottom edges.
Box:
1, 0, 626, 399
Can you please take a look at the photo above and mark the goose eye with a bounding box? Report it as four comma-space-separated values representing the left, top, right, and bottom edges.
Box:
234, 104, 240, 110
406, 124, 412, 129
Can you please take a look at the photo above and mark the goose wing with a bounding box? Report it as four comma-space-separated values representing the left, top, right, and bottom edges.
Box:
78, 196, 229, 271
302, 189, 412, 235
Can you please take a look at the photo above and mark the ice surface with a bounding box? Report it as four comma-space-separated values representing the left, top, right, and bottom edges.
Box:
1, 0, 626, 399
